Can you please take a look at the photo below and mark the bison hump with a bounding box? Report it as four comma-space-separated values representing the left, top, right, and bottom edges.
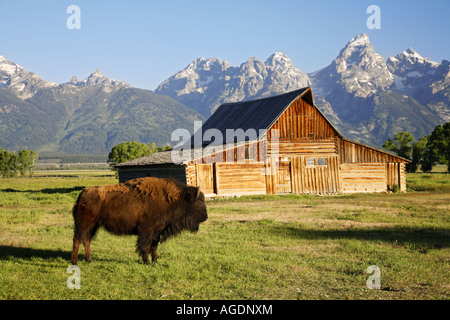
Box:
124, 177, 183, 203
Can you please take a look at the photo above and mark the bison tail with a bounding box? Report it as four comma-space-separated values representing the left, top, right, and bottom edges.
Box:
72, 189, 85, 219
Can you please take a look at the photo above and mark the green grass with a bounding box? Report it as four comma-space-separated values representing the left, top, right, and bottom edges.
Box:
407, 173, 450, 192
0, 172, 449, 300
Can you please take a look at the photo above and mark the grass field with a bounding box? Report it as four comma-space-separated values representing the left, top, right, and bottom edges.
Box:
0, 170, 449, 300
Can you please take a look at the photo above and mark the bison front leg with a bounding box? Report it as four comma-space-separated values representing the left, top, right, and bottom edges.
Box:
137, 232, 152, 264
137, 231, 161, 264
150, 238, 159, 263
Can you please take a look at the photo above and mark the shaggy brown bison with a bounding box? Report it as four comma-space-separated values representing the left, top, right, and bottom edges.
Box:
71, 177, 207, 265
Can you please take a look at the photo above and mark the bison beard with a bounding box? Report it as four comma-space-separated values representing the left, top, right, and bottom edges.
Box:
71, 177, 207, 265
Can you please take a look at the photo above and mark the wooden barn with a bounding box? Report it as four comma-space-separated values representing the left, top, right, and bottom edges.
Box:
115, 87, 409, 197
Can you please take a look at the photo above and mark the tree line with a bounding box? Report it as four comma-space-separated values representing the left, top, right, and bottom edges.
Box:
0, 148, 39, 177
383, 122, 450, 173
108, 141, 171, 169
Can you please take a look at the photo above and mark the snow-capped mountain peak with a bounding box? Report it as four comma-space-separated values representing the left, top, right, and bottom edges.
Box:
0, 55, 57, 98
393, 47, 440, 69
0, 55, 24, 77
337, 33, 387, 71
265, 52, 293, 68
155, 52, 310, 116
71, 69, 129, 88
91, 68, 104, 77
69, 75, 79, 84
387, 47, 440, 92
346, 33, 371, 48
311, 33, 392, 99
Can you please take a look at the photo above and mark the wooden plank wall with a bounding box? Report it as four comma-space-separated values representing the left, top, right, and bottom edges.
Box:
196, 164, 214, 194
400, 163, 406, 192
193, 162, 266, 196
264, 155, 340, 195
264, 158, 276, 195
185, 164, 197, 187
193, 140, 261, 164
215, 162, 266, 196
275, 160, 291, 194
386, 162, 406, 191
268, 97, 336, 140
340, 163, 386, 193
118, 166, 187, 184
267, 138, 336, 156
290, 156, 340, 194
336, 137, 405, 164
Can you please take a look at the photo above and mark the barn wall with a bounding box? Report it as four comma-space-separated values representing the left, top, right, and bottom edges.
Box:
188, 162, 266, 196
216, 162, 266, 196
188, 159, 407, 196
117, 165, 187, 184
336, 137, 404, 164
339, 163, 387, 193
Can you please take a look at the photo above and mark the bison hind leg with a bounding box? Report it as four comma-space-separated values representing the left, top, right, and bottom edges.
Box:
72, 223, 99, 264
136, 233, 151, 264
71, 237, 81, 265
83, 224, 99, 263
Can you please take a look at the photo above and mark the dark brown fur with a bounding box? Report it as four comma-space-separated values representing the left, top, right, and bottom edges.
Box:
71, 177, 207, 265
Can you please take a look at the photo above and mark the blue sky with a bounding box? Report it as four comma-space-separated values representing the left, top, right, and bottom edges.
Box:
0, 0, 449, 90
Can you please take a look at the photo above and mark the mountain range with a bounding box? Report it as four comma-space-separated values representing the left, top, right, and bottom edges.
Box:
0, 33, 448, 154
156, 33, 449, 147
0, 59, 204, 154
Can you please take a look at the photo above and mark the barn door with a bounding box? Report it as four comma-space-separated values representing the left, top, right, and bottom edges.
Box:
196, 164, 214, 194
290, 155, 340, 194
386, 163, 401, 191
275, 158, 292, 194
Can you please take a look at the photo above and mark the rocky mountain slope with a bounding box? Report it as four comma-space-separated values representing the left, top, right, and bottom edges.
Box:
156, 52, 311, 118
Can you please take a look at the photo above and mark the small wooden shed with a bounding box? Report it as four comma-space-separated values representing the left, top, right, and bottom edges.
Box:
115, 87, 409, 196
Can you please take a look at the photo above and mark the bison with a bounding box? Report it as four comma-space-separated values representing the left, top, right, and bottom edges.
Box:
71, 177, 207, 265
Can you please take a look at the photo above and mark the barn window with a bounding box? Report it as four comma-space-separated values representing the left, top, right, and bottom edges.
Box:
318, 158, 327, 166
306, 158, 315, 166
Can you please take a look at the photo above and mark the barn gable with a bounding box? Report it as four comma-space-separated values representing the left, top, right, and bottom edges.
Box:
193, 87, 312, 146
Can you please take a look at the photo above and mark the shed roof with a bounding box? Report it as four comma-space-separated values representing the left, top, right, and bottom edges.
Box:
114, 150, 174, 167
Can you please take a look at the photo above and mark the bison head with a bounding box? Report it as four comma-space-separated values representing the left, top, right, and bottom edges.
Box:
183, 186, 208, 232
